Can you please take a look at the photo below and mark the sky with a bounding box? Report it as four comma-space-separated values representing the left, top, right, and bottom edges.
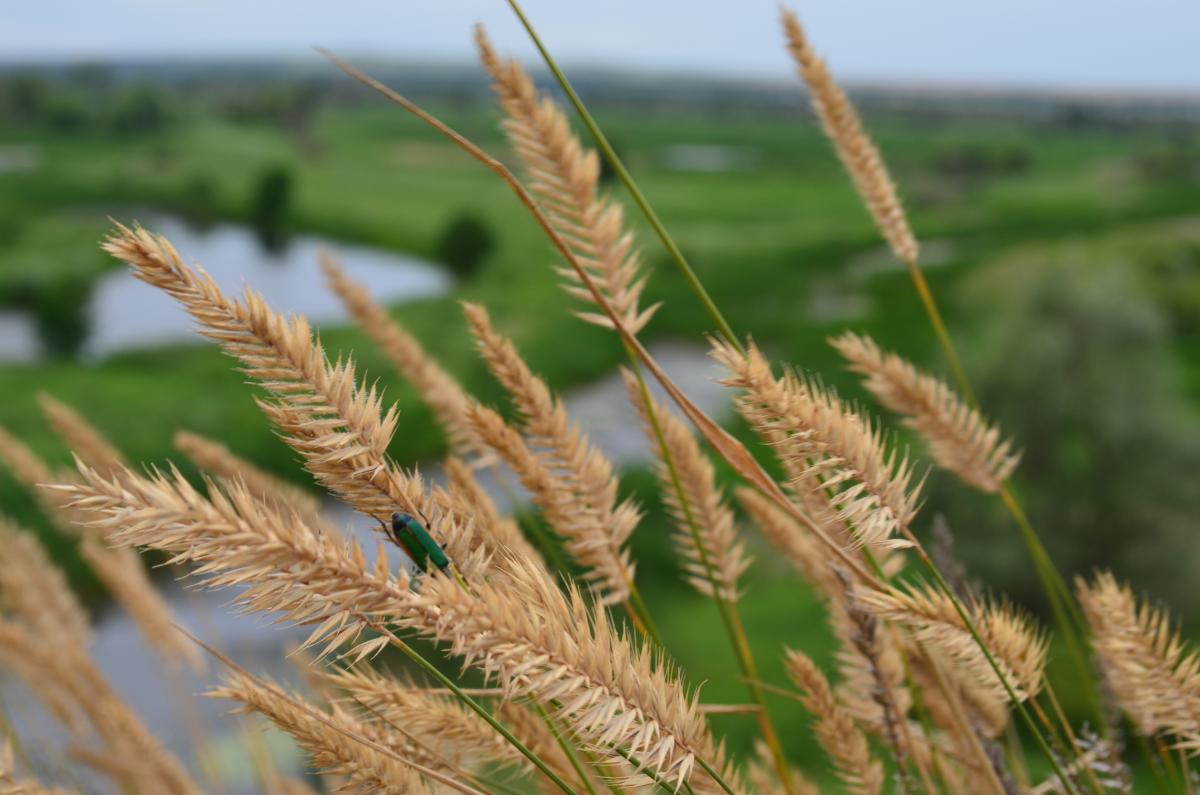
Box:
3, 1, 1200, 94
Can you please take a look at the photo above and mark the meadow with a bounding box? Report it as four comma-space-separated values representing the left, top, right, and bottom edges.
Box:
4, 77, 1199, 593
1, 25, 1200, 791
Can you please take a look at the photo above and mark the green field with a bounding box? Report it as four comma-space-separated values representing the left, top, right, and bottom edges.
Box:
3, 87, 1200, 777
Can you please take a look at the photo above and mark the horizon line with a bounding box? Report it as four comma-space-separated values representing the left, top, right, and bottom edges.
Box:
1, 52, 1199, 104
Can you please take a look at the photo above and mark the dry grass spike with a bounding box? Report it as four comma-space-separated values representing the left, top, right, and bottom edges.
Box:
321, 252, 484, 459
623, 367, 749, 601
786, 648, 884, 795
326, 665, 527, 772
0, 516, 90, 647
408, 555, 741, 792
103, 223, 489, 579
856, 583, 1047, 708
0, 417, 197, 669
476, 24, 658, 335
712, 338, 920, 554
1078, 571, 1200, 746
463, 301, 639, 604
37, 392, 127, 477
831, 331, 1019, 493
174, 429, 326, 527
780, 8, 918, 264
212, 669, 434, 794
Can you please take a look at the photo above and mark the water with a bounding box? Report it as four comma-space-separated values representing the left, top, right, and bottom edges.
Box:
0, 213, 450, 362
0, 312, 39, 363
84, 214, 450, 359
0, 144, 40, 175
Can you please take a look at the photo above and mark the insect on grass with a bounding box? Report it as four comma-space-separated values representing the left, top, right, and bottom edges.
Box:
380, 510, 472, 591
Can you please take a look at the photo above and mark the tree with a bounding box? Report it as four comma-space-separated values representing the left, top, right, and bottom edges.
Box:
109, 85, 173, 134
435, 212, 495, 279
940, 244, 1200, 607
250, 165, 294, 252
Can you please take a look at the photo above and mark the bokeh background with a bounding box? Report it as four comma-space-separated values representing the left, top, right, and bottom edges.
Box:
2, 1, 1199, 790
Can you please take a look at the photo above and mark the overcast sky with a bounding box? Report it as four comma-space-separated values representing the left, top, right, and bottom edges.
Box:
3, 1, 1199, 93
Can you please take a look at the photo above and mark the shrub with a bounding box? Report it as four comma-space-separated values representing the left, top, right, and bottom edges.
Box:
434, 211, 495, 278
951, 246, 1200, 604
30, 277, 91, 359
109, 84, 174, 134
250, 164, 294, 252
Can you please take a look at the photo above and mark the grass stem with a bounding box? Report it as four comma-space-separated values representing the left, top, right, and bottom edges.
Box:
534, 702, 601, 795
372, 623, 580, 795
901, 250, 1104, 725
504, 0, 742, 354
910, 549, 1080, 795
625, 354, 794, 793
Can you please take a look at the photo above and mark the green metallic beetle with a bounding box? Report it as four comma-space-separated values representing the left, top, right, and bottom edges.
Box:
384, 511, 451, 574
379, 509, 472, 592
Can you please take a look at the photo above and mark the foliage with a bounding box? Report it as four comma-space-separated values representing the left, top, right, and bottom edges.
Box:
250, 163, 294, 251
29, 276, 91, 358
109, 84, 175, 134
951, 243, 1200, 605
435, 210, 495, 278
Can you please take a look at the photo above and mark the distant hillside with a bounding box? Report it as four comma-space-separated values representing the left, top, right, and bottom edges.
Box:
2, 57, 1200, 125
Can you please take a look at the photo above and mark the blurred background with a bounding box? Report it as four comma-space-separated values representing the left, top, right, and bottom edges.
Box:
2, 1, 1199, 790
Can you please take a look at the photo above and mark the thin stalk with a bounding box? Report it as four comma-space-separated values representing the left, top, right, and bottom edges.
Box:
902, 250, 1102, 722
533, 702, 601, 795
1154, 736, 1182, 793
1181, 747, 1194, 795
624, 352, 794, 793
695, 756, 740, 795
901, 259, 976, 407
920, 645, 1010, 795
858, 551, 936, 794
368, 622, 579, 795
580, 746, 629, 795
909, 546, 1079, 794
504, 0, 742, 354
621, 598, 650, 640
999, 485, 1089, 634
999, 489, 1108, 736
625, 579, 666, 648
1026, 695, 1074, 767
609, 747, 698, 795
352, 693, 528, 795
725, 606, 793, 790
1133, 733, 1172, 795
1029, 695, 1105, 795
1041, 686, 1109, 795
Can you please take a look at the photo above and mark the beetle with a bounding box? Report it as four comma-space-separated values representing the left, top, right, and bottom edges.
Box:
378, 509, 472, 592
384, 510, 451, 575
